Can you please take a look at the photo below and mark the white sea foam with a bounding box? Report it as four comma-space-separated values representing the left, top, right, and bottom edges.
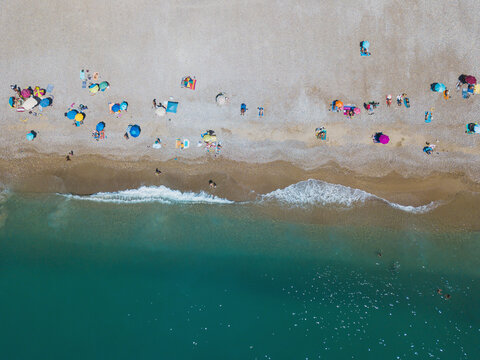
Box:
63, 186, 234, 204
261, 179, 440, 214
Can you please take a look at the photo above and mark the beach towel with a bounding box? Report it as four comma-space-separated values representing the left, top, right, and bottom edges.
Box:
93, 72, 99, 81
108, 103, 114, 114
80, 70, 85, 80
176, 139, 182, 149
474, 84, 480, 94
183, 139, 190, 149
46, 84, 54, 93
82, 81, 87, 88
462, 89, 469, 99
166, 101, 179, 113
403, 98, 410, 108
425, 111, 432, 123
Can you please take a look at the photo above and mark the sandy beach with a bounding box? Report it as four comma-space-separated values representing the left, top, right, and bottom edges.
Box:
1, 0, 480, 201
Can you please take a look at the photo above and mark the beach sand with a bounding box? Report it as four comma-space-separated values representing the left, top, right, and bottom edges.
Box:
1, 0, 480, 213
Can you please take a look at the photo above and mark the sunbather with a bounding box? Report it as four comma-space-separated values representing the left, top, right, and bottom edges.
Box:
396, 95, 402, 106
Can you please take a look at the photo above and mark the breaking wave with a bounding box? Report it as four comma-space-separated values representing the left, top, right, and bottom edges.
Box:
62, 186, 233, 204
261, 179, 439, 214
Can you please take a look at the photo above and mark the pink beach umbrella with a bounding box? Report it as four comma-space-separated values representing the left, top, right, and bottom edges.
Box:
379, 134, 390, 144
21, 89, 31, 98
354, 107, 361, 115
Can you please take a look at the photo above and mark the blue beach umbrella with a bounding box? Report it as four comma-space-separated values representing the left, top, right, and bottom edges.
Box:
99, 81, 109, 91
66, 109, 78, 119
112, 103, 120, 112
361, 40, 370, 49
26, 132, 35, 141
129, 125, 141, 138
120, 101, 128, 111
39, 98, 51, 107
431, 83, 446, 92
9, 97, 15, 107
96, 122, 105, 131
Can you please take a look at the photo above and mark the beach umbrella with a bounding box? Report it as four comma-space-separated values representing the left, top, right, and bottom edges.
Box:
66, 110, 78, 119
9, 97, 15, 107
216, 93, 227, 105
99, 81, 109, 91
33, 86, 45, 97
120, 101, 128, 111
96, 122, 105, 131
39, 98, 51, 107
354, 107, 361, 115
362, 40, 370, 49
465, 75, 477, 85
335, 100, 343, 108
111, 103, 120, 112
26, 132, 35, 141
75, 112, 84, 122
155, 107, 166, 117
474, 124, 480, 134
21, 89, 31, 98
89, 84, 99, 94
379, 134, 390, 144
129, 125, 141, 138
431, 83, 446, 92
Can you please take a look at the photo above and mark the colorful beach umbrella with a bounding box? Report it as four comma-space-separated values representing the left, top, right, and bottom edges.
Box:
39, 98, 51, 107
21, 89, 31, 98
33, 86, 45, 97
75, 113, 84, 122
379, 134, 390, 144
89, 84, 99, 94
120, 101, 128, 111
354, 107, 361, 114
26, 132, 35, 141
129, 125, 141, 138
9, 97, 15, 107
432, 83, 446, 92
335, 100, 343, 108
99, 81, 109, 91
96, 122, 105, 131
111, 103, 120, 112
465, 75, 477, 85
66, 110, 78, 119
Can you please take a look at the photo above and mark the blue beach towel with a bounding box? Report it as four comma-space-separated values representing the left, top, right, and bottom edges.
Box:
425, 111, 432, 123
462, 89, 469, 99
46, 84, 54, 93
166, 101, 178, 113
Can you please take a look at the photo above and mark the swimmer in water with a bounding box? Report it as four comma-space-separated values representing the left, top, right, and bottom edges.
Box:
444, 294, 451, 300
437, 289, 442, 295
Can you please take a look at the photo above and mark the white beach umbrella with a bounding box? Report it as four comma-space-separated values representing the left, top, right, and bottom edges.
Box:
216, 93, 227, 105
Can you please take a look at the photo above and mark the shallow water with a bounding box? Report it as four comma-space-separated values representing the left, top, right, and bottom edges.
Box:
0, 192, 479, 359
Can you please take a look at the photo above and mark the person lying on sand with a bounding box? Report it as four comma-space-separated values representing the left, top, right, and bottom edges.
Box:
155, 168, 161, 175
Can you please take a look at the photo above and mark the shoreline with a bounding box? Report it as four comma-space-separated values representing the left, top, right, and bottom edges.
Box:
2, 152, 479, 202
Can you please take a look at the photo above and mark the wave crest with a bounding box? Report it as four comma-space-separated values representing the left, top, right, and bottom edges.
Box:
63, 186, 233, 204
261, 179, 439, 213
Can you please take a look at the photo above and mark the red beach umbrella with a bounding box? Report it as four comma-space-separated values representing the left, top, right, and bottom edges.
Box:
465, 75, 477, 84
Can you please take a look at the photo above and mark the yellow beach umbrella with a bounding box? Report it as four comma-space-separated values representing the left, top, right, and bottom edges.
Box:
75, 113, 84, 121
89, 84, 99, 94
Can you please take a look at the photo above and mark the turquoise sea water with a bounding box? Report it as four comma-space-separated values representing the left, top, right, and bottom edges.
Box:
0, 191, 479, 359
